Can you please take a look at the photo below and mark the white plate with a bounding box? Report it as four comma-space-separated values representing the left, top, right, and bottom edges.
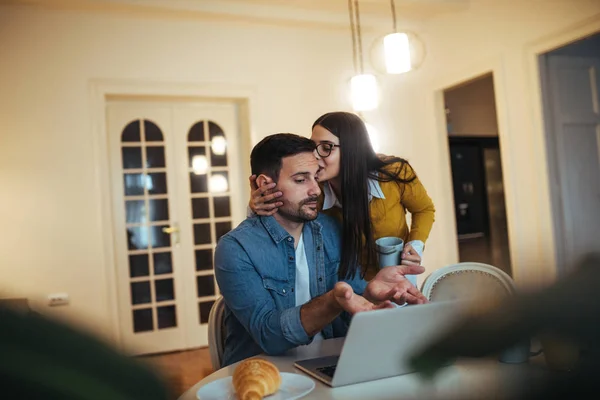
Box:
196, 372, 315, 400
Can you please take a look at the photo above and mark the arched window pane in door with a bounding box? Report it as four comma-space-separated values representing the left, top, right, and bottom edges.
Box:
208, 121, 224, 139
188, 121, 205, 142
122, 120, 141, 142
144, 120, 163, 142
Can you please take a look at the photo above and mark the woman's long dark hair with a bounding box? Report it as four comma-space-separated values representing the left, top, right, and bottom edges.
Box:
313, 112, 417, 280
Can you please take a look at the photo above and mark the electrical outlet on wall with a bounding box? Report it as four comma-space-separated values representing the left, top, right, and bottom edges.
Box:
48, 293, 69, 306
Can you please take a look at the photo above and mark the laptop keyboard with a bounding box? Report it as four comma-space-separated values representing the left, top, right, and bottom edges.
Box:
316, 365, 337, 378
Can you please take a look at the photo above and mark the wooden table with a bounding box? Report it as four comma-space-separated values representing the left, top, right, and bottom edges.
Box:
180, 338, 550, 400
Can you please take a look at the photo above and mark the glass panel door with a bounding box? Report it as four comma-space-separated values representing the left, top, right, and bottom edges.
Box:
107, 104, 185, 355
173, 103, 243, 348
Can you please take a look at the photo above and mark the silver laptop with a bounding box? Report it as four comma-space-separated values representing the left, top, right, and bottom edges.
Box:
294, 301, 464, 387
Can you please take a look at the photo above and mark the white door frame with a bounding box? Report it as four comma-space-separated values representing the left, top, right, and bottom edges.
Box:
89, 80, 256, 347
539, 55, 600, 277
426, 15, 600, 288
525, 16, 600, 282
426, 56, 517, 282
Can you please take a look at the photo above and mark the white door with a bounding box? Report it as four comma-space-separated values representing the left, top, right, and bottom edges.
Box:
172, 103, 243, 349
107, 100, 243, 355
547, 55, 600, 271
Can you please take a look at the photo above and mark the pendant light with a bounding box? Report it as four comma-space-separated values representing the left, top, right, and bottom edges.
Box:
348, 0, 378, 111
383, 0, 412, 74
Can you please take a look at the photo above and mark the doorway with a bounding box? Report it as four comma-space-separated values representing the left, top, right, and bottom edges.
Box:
539, 32, 600, 275
106, 99, 244, 355
443, 73, 512, 275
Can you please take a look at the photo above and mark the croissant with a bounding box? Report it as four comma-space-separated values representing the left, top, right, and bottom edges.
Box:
232, 358, 282, 400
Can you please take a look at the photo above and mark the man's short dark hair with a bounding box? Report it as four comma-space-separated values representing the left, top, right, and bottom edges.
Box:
250, 133, 316, 182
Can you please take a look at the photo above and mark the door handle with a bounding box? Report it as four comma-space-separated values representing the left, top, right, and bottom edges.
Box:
162, 226, 179, 234
162, 223, 180, 246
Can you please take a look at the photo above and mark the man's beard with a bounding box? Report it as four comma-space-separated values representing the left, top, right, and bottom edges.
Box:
278, 196, 319, 222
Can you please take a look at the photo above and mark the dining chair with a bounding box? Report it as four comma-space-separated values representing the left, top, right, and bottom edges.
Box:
421, 262, 516, 302
207, 296, 226, 370
420, 262, 546, 364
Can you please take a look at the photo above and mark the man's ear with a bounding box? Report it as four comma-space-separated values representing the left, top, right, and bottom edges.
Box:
255, 174, 274, 188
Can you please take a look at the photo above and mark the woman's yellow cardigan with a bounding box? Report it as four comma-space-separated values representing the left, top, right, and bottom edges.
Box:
320, 162, 435, 278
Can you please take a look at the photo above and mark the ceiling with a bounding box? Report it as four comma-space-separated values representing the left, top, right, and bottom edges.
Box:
1, 0, 471, 28
218, 0, 471, 19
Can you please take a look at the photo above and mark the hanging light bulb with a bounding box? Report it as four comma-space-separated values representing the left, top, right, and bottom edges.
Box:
384, 32, 411, 74
370, 31, 424, 75
191, 155, 208, 175
211, 135, 227, 156
381, 0, 415, 75
347, 0, 379, 111
351, 74, 379, 111
209, 174, 229, 193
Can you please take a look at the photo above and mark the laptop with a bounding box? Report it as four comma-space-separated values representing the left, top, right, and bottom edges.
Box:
294, 300, 464, 387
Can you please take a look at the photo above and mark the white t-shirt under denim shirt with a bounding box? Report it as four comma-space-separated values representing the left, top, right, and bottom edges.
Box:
295, 234, 324, 341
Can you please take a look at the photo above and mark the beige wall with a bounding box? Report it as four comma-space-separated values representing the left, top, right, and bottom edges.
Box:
1, 1, 600, 343
444, 74, 498, 137
0, 5, 356, 341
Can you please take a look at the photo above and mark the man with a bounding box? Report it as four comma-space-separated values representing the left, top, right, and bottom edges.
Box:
215, 133, 425, 367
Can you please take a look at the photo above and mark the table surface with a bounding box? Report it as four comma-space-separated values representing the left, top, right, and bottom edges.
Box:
180, 338, 550, 400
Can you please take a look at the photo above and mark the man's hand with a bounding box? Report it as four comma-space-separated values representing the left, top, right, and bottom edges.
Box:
301, 282, 394, 336
333, 282, 395, 314
365, 265, 428, 305
401, 243, 422, 266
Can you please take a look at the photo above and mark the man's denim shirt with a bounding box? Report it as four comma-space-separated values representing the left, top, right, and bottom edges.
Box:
214, 214, 367, 367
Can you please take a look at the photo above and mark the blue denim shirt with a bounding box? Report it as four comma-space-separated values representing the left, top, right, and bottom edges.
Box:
214, 214, 367, 367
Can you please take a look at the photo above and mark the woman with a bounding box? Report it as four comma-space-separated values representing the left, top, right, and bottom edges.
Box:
250, 111, 435, 281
